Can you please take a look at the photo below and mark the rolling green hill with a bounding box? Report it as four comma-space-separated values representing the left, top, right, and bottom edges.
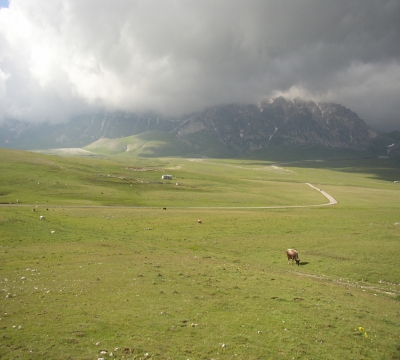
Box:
83, 130, 238, 158
83, 131, 191, 157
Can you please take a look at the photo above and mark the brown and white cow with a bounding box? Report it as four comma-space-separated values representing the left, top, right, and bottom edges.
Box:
286, 249, 300, 266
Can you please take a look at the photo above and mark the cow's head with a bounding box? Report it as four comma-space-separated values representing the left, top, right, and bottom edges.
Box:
295, 258, 300, 266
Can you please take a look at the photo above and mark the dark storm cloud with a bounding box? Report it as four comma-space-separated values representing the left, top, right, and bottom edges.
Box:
0, 0, 399, 131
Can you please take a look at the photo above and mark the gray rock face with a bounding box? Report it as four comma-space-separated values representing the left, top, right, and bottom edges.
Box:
0, 97, 379, 153
171, 98, 378, 152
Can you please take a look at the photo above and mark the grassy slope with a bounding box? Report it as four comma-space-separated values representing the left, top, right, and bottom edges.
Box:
0, 148, 399, 359
83, 130, 239, 158
83, 131, 195, 158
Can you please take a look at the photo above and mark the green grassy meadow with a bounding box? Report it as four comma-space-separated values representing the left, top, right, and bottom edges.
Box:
0, 148, 399, 359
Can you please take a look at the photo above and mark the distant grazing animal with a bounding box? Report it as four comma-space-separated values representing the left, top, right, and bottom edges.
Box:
163, 207, 167, 210
39, 216, 45, 220
197, 219, 202, 224
286, 249, 300, 266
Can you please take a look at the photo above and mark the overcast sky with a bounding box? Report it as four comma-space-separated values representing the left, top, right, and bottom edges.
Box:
0, 0, 399, 132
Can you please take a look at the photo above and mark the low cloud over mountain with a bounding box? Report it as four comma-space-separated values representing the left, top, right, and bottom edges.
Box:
0, 1, 399, 132
1, 98, 389, 157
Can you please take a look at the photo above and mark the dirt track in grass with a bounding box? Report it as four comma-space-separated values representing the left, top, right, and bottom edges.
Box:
0, 183, 338, 209
183, 183, 337, 208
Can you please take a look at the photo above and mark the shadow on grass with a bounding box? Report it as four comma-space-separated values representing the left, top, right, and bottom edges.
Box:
299, 262, 309, 266
241, 144, 400, 182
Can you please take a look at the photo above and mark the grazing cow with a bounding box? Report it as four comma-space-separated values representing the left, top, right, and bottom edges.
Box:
197, 219, 202, 224
39, 215, 45, 220
286, 249, 300, 266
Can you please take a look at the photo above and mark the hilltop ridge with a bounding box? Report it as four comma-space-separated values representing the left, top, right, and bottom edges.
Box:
1, 97, 394, 157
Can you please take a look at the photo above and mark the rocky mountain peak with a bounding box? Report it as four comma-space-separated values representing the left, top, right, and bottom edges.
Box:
0, 97, 383, 156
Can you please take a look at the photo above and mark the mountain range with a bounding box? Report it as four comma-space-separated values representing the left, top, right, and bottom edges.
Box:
1, 97, 399, 158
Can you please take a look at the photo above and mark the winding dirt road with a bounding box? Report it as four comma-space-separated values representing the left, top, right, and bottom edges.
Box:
306, 183, 338, 205
0, 183, 337, 209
